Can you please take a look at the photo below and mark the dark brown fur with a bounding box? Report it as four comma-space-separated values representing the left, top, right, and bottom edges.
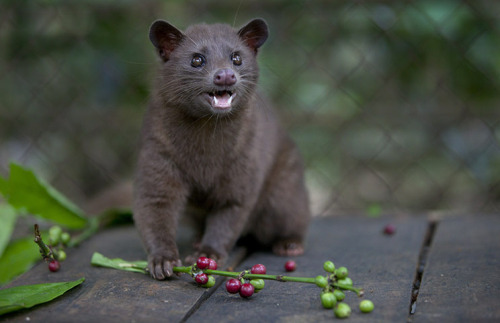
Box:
133, 19, 310, 280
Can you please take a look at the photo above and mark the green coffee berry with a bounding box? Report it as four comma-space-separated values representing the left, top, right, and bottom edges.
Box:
56, 250, 67, 261
320, 292, 337, 309
323, 261, 335, 273
315, 275, 328, 288
61, 232, 71, 245
49, 226, 62, 245
337, 277, 353, 286
250, 279, 265, 290
333, 289, 345, 301
359, 299, 374, 313
335, 266, 348, 279
334, 303, 351, 318
202, 275, 216, 288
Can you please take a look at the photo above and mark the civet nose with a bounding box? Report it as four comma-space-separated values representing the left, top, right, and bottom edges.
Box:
214, 68, 236, 86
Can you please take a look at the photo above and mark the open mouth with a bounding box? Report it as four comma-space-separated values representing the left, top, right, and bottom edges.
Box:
207, 90, 235, 110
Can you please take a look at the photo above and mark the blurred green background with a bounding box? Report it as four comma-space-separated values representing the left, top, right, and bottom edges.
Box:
1, 0, 499, 216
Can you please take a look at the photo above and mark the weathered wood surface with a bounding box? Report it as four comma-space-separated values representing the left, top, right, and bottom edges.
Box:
413, 214, 500, 323
188, 216, 427, 323
0, 225, 239, 323
1, 214, 498, 322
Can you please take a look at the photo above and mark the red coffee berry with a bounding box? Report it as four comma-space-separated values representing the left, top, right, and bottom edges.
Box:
208, 258, 218, 270
197, 257, 210, 269
250, 264, 266, 275
225, 278, 242, 294
195, 273, 209, 285
239, 283, 255, 298
284, 260, 296, 272
48, 260, 60, 272
383, 224, 396, 235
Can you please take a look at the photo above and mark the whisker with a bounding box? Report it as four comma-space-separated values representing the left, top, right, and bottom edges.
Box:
233, 0, 244, 28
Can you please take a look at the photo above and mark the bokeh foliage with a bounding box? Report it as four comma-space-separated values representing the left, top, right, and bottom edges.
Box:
1, 0, 499, 214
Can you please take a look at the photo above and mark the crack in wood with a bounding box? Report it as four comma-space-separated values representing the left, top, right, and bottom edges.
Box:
179, 248, 248, 322
179, 276, 226, 323
407, 219, 438, 321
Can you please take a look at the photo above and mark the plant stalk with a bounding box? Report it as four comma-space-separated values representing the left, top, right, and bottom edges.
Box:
92, 253, 364, 296
170, 266, 362, 295
33, 224, 54, 261
200, 269, 317, 284
67, 217, 99, 247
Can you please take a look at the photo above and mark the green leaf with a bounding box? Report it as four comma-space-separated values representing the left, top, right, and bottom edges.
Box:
0, 176, 6, 195
0, 237, 41, 286
0, 204, 18, 257
0, 163, 88, 229
0, 277, 85, 315
91, 252, 148, 274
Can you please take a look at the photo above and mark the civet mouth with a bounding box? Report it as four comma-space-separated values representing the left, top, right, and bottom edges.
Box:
208, 90, 234, 109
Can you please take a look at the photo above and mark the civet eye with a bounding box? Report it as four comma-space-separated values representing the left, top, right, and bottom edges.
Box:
231, 53, 242, 66
191, 54, 206, 68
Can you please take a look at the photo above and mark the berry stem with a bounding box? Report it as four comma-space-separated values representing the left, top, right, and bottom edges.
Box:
172, 267, 362, 294
200, 269, 363, 295
34, 224, 55, 261
65, 211, 128, 248
66, 217, 100, 247
171, 267, 323, 285
173, 266, 193, 274
92, 253, 363, 295
333, 282, 364, 296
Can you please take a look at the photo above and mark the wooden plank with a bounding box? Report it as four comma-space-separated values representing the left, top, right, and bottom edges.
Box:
186, 215, 428, 322
0, 225, 244, 322
412, 214, 500, 322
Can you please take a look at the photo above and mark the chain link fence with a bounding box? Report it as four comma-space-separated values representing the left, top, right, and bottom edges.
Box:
1, 0, 499, 216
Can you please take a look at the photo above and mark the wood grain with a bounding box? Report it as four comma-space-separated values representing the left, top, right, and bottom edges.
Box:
188, 216, 428, 323
412, 214, 500, 323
